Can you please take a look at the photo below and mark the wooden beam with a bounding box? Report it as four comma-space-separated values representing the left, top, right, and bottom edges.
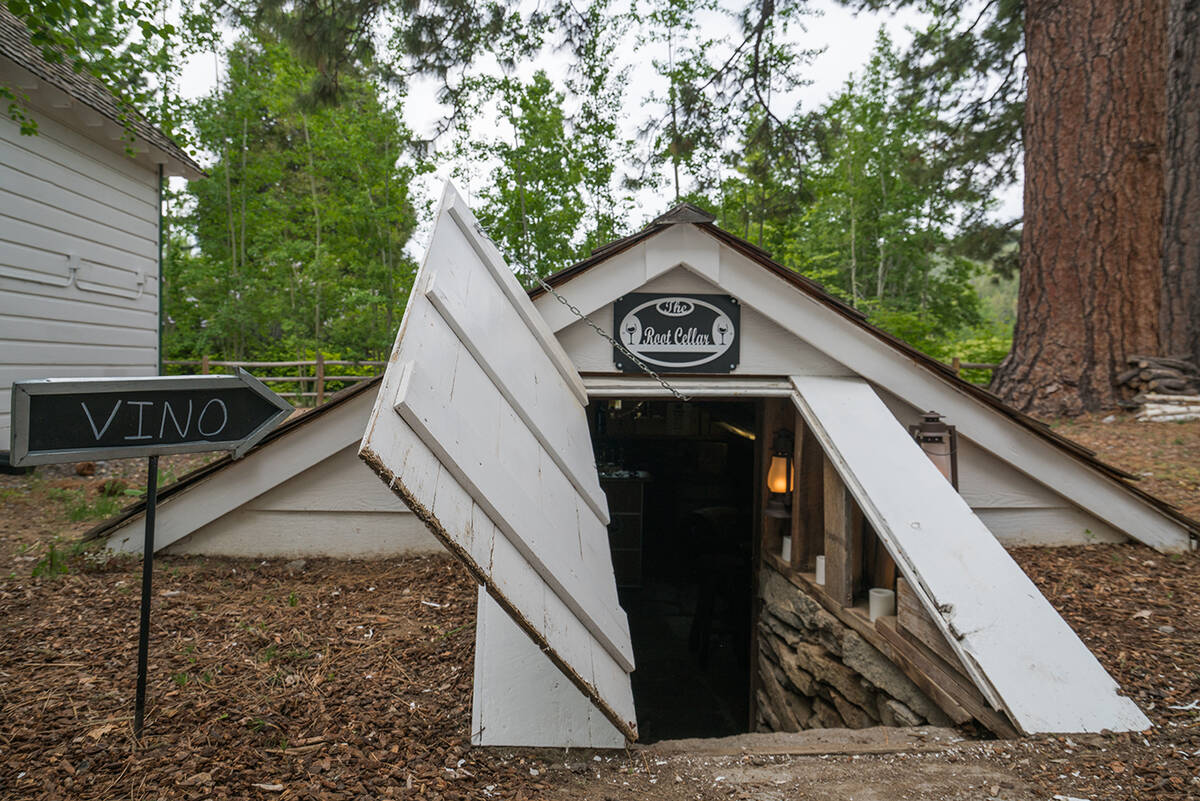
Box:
788, 417, 803, 569
870, 527, 897, 592
896, 577, 961, 669
799, 423, 824, 570
789, 412, 807, 570
876, 617, 1019, 739
823, 455, 853, 606
760, 398, 786, 559
850, 502, 865, 598
871, 618, 973, 726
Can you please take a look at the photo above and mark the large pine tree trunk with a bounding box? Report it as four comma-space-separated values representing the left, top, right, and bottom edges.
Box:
992, 0, 1167, 415
1160, 0, 1200, 366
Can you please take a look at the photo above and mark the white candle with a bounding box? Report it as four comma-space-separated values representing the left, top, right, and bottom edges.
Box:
815, 555, 825, 585
869, 588, 896, 622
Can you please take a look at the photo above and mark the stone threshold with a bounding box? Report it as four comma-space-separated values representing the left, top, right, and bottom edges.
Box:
641, 726, 967, 756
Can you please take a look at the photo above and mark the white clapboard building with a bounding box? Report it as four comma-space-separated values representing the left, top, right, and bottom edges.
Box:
93, 184, 1196, 749
0, 9, 202, 454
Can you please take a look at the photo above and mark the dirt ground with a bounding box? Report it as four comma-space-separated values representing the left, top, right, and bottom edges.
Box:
0, 414, 1198, 800
1047, 412, 1200, 520
0, 453, 218, 567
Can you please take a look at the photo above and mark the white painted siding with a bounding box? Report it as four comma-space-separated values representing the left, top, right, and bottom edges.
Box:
874, 387, 1128, 546
0, 111, 159, 446
472, 589, 624, 747
361, 185, 637, 742
105, 388, 376, 554
163, 444, 440, 557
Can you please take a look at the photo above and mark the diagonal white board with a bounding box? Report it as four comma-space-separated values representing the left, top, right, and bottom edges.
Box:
790, 374, 1150, 734
360, 183, 637, 740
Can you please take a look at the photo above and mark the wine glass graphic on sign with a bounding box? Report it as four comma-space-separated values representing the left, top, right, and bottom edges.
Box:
624, 317, 642, 347
716, 315, 730, 346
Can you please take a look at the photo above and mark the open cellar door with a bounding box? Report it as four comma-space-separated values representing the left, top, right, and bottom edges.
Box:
359, 184, 637, 741
788, 374, 1150, 734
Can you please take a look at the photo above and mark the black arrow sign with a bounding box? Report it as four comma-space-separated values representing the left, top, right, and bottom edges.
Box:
8, 369, 292, 466
7, 369, 293, 740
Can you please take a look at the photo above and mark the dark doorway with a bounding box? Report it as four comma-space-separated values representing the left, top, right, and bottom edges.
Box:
591, 399, 757, 742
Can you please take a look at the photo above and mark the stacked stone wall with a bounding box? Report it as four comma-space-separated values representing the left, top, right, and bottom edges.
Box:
755, 566, 951, 731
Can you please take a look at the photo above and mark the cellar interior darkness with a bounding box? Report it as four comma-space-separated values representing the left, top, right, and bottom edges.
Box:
590, 398, 757, 742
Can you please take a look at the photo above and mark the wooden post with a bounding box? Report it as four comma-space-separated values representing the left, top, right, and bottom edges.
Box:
823, 455, 854, 607
789, 412, 804, 570
200, 354, 209, 375
315, 352, 326, 405
951, 356, 961, 375
759, 399, 783, 559
871, 532, 897, 592
850, 503, 865, 598
798, 423, 824, 571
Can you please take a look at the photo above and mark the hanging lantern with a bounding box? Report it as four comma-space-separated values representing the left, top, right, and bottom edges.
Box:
765, 428, 795, 519
909, 411, 958, 489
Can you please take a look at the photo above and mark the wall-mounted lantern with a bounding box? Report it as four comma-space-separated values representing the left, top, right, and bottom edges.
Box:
765, 428, 795, 519
910, 411, 958, 489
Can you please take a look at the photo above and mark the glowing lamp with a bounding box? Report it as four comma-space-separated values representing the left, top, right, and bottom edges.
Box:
767, 454, 791, 494
765, 429, 795, 519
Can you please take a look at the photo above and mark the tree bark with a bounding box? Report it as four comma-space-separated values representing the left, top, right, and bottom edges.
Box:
992, 0, 1166, 415
1160, 0, 1200, 366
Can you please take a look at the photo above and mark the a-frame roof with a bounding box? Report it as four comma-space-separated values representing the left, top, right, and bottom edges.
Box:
83, 377, 382, 544
84, 204, 1198, 553
532, 204, 1200, 548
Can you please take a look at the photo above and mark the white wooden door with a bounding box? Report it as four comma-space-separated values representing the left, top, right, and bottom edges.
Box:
790, 374, 1150, 734
360, 184, 637, 741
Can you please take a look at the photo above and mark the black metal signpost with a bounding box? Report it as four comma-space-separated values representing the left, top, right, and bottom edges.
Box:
8, 370, 291, 738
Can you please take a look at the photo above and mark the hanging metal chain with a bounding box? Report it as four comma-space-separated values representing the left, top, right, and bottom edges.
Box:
533, 274, 692, 402
470, 221, 691, 401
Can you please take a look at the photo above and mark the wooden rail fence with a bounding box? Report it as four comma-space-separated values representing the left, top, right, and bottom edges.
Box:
949, 358, 999, 379
163, 354, 386, 406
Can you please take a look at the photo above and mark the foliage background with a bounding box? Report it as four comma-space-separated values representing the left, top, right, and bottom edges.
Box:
5, 0, 1024, 382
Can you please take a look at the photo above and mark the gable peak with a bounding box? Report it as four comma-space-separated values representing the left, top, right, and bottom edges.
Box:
648, 202, 717, 227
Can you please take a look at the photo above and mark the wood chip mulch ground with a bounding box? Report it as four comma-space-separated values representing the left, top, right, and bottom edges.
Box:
1, 545, 1197, 800
1007, 544, 1200, 800
1, 415, 1198, 800
0, 554, 566, 800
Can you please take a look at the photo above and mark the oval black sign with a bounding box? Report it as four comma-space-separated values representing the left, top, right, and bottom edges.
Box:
612, 293, 740, 373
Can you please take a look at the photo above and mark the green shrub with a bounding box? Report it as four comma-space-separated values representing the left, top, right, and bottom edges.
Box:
32, 544, 68, 578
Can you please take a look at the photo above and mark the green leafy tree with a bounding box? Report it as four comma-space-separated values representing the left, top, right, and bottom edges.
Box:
565, 0, 635, 252
4, 0, 215, 141
465, 71, 586, 285
164, 36, 422, 361
716, 30, 983, 357
633, 0, 818, 202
